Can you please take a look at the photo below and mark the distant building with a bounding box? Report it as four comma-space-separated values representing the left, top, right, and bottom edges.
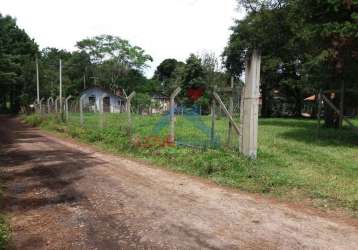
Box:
80, 86, 126, 113
150, 94, 170, 114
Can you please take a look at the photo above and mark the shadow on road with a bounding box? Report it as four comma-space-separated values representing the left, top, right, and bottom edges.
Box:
0, 115, 105, 212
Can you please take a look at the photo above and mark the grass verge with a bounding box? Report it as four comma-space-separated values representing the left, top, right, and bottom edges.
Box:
0, 187, 10, 250
23, 113, 358, 216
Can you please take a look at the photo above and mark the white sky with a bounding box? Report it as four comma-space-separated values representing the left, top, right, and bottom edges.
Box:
2, 0, 244, 77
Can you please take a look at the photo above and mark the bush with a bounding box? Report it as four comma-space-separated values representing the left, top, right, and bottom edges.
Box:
22, 114, 45, 127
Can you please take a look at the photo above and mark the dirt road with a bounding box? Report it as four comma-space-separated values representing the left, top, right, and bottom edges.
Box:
1, 116, 358, 249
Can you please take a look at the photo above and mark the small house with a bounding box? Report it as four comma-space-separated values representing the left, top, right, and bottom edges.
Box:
80, 86, 126, 113
150, 94, 170, 114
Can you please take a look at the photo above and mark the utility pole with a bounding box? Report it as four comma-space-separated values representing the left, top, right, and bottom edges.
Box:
59, 59, 63, 112
36, 56, 40, 104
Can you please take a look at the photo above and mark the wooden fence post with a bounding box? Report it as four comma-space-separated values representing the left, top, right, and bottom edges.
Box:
213, 92, 241, 136
127, 92, 136, 137
322, 94, 358, 132
169, 87, 181, 144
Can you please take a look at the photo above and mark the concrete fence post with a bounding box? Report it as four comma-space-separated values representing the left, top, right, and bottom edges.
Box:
239, 50, 261, 159
227, 77, 234, 145
211, 99, 216, 146
99, 93, 108, 129
65, 95, 72, 122
80, 94, 87, 127
39, 98, 45, 114
169, 87, 181, 144
47, 97, 54, 114
126, 92, 136, 137
55, 97, 60, 113
33, 99, 39, 113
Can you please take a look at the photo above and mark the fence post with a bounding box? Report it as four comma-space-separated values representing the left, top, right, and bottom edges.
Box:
99, 94, 108, 129
211, 99, 216, 146
80, 94, 87, 127
47, 97, 53, 114
227, 77, 234, 145
127, 92, 136, 137
55, 97, 59, 113
239, 50, 261, 159
39, 97, 45, 114
65, 95, 72, 122
169, 87, 181, 144
33, 99, 39, 114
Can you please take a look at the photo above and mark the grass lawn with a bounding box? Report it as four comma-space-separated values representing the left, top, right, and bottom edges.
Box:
24, 113, 358, 215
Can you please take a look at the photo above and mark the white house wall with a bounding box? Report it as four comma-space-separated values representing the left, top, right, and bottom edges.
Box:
80, 87, 125, 113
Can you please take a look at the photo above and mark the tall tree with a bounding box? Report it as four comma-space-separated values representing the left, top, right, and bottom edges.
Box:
0, 14, 38, 112
76, 34, 153, 92
153, 58, 185, 96
225, 0, 357, 121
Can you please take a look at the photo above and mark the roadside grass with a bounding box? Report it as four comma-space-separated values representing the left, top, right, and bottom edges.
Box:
0, 216, 9, 250
23, 113, 358, 215
0, 188, 10, 250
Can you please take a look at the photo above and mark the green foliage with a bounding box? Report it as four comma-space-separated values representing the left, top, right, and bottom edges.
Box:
0, 13, 38, 112
132, 92, 152, 111
0, 215, 9, 250
0, 186, 10, 250
153, 58, 185, 96
22, 113, 46, 126
0, 16, 156, 112
154, 53, 229, 112
226, 0, 357, 119
76, 34, 153, 71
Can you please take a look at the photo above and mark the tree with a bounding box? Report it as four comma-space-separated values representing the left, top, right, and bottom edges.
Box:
224, 4, 308, 117
154, 54, 228, 112
0, 13, 38, 112
153, 58, 185, 96
76, 34, 153, 93
37, 48, 92, 98
225, 0, 357, 120
290, 0, 358, 126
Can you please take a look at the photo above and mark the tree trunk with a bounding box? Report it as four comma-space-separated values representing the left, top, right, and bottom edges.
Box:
339, 82, 345, 129
324, 94, 340, 128
293, 88, 303, 117
261, 86, 272, 117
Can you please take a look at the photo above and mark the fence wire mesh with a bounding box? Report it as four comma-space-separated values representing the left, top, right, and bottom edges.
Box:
40, 86, 243, 150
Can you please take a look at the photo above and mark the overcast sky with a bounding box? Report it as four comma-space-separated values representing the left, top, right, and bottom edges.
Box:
2, 0, 244, 77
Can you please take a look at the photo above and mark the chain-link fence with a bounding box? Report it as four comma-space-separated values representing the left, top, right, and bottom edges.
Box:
36, 84, 243, 150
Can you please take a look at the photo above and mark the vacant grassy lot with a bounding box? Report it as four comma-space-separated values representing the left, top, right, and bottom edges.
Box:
24, 113, 358, 215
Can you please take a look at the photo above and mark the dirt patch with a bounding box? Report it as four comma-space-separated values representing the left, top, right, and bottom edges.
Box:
1, 115, 358, 249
